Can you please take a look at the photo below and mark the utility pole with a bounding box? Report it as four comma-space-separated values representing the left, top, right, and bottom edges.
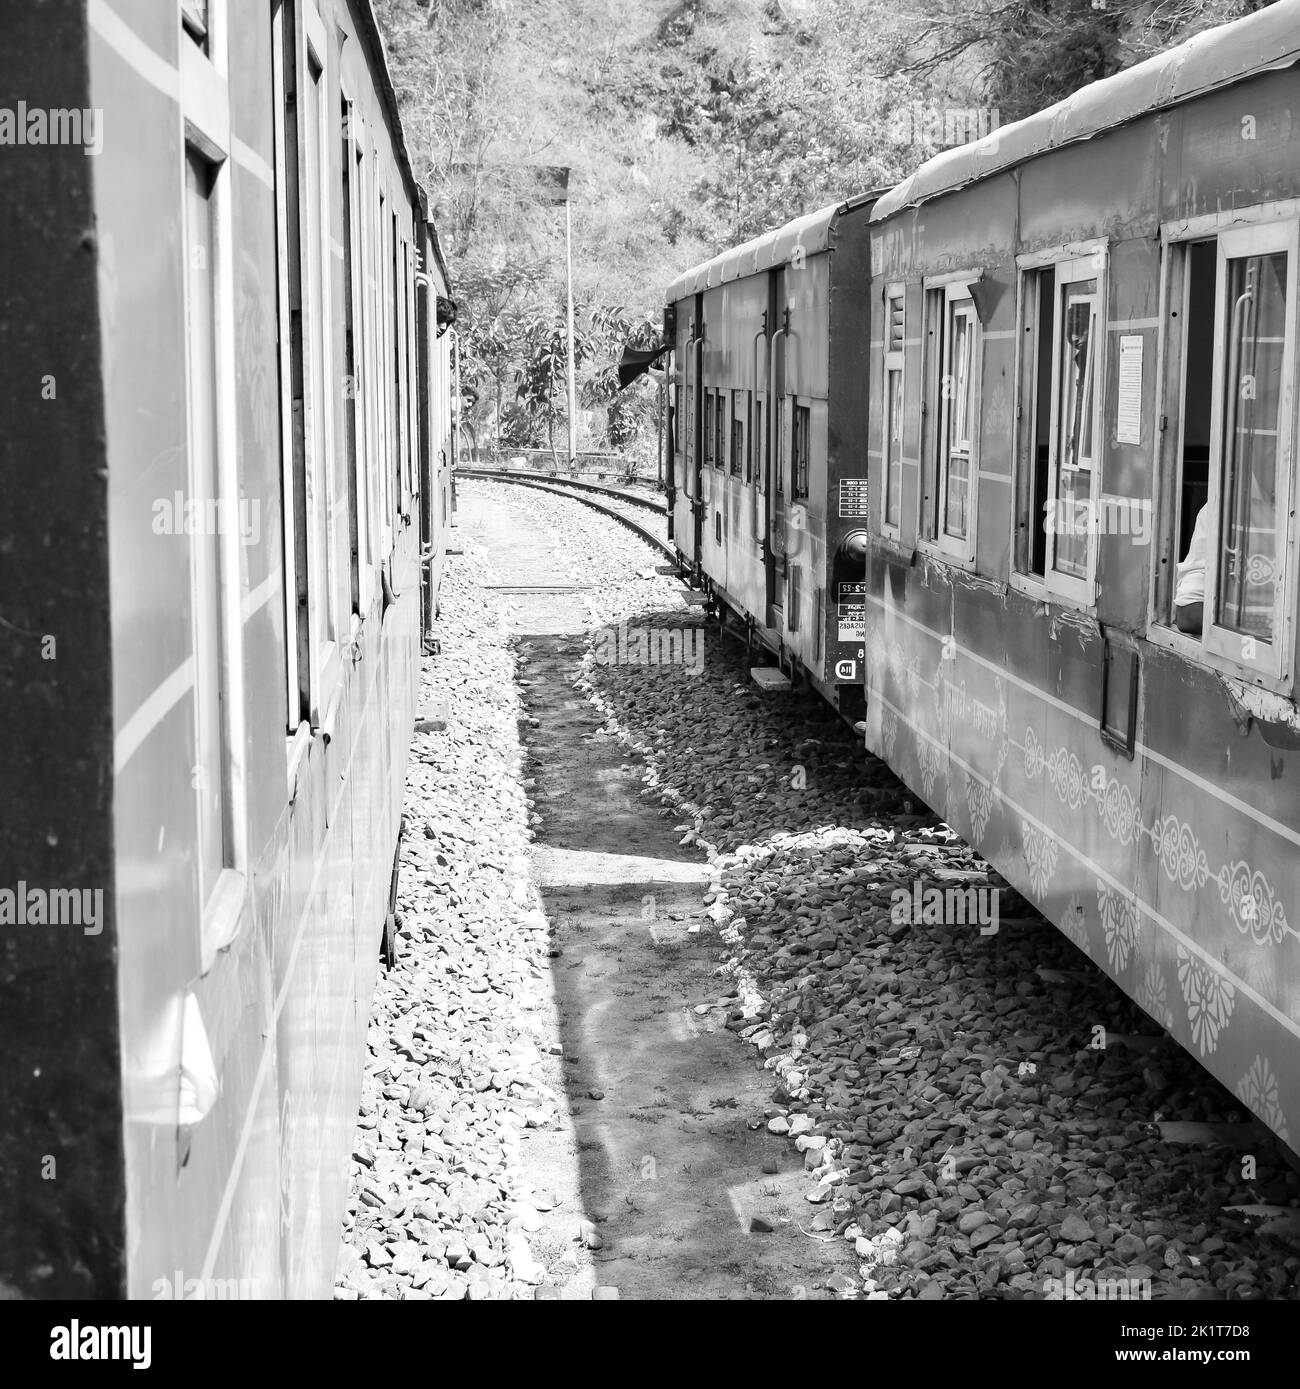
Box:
565, 193, 577, 469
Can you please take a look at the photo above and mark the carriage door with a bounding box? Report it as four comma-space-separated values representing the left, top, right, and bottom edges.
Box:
765, 269, 789, 630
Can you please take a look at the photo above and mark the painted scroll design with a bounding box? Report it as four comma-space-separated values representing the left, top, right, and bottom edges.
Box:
1026, 729, 1295, 950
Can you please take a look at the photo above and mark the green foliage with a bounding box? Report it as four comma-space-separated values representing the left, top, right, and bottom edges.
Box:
373, 0, 1278, 464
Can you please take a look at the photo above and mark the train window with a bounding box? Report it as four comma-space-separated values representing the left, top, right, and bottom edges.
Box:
342, 98, 366, 617
731, 390, 745, 477
1157, 222, 1297, 685
1015, 267, 1056, 577
703, 391, 715, 469
715, 387, 726, 471
793, 403, 811, 500
775, 396, 785, 495
181, 0, 210, 54
1047, 257, 1103, 601
882, 287, 905, 537
750, 397, 761, 488
183, 148, 233, 918
303, 41, 340, 708
1012, 248, 1105, 603
392, 217, 405, 516
182, 0, 247, 965
921, 281, 981, 563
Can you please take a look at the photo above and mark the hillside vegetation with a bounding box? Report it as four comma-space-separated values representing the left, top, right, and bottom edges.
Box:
373, 0, 1276, 464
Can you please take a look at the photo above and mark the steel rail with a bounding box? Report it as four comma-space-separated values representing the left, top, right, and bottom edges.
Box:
460, 470, 678, 562
459, 468, 667, 515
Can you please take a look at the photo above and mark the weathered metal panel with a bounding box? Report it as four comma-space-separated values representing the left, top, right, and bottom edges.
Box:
38, 0, 447, 1300
0, 2, 126, 1300
866, 50, 1300, 1159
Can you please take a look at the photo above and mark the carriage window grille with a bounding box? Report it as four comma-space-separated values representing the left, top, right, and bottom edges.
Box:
750, 396, 760, 486
731, 390, 745, 477
793, 403, 810, 499
883, 288, 905, 534
775, 397, 785, 495
715, 388, 726, 470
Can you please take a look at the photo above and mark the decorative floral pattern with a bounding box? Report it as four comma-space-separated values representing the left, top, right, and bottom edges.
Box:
1135, 962, 1175, 1031
881, 708, 898, 763
1060, 894, 1089, 952
1235, 1056, 1289, 1142
1022, 821, 1058, 898
917, 736, 943, 802
966, 774, 995, 841
1023, 726, 1044, 782
1097, 882, 1139, 973
1176, 945, 1236, 1057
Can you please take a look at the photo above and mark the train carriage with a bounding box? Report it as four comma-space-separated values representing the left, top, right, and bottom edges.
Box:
862, 5, 1300, 1156
667, 194, 881, 720
0, 0, 454, 1297
664, 1, 1300, 1162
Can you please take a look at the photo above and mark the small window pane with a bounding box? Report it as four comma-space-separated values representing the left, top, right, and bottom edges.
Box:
1217, 251, 1286, 641
1054, 281, 1098, 579
184, 150, 228, 908
885, 370, 903, 529
943, 303, 974, 541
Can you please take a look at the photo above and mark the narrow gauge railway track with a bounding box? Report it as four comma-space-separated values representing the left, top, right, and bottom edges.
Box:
460, 470, 674, 562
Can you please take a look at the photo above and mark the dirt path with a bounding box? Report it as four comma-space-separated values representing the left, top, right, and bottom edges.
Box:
457, 489, 853, 1299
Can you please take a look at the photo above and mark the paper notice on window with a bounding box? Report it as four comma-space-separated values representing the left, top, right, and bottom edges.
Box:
1116, 335, 1143, 445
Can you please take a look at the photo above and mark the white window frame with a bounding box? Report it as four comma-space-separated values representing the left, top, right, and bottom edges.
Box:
1202, 221, 1297, 683
1045, 255, 1104, 605
881, 283, 905, 541
1149, 208, 1300, 692
179, 0, 247, 972
299, 3, 340, 721
1010, 240, 1108, 609
919, 270, 981, 567
342, 94, 373, 615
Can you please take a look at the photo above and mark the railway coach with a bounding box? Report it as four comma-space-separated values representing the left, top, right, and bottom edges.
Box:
666, 192, 884, 723
0, 0, 454, 1297
666, 0, 1300, 1161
